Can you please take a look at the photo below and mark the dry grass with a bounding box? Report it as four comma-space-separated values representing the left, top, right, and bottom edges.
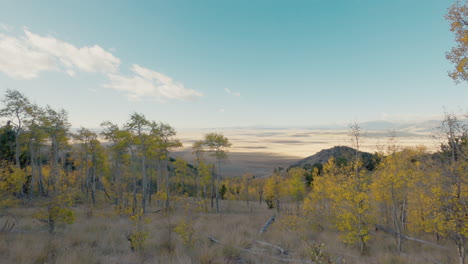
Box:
0, 199, 457, 264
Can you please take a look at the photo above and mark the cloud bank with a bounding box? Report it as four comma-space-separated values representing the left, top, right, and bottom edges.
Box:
0, 26, 201, 101
105, 64, 202, 101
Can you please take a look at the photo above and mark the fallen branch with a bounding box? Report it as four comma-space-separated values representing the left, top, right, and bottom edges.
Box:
208, 236, 313, 263
98, 185, 112, 200
0, 214, 17, 233
375, 224, 449, 250
424, 256, 443, 264
208, 236, 221, 244
259, 215, 275, 233
254, 240, 288, 255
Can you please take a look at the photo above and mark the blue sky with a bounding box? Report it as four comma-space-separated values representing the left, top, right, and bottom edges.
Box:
0, 0, 466, 129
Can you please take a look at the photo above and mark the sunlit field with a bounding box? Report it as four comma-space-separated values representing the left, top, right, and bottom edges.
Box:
178, 127, 438, 158
175, 127, 439, 178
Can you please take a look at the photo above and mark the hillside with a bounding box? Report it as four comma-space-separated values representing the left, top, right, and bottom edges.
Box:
288, 145, 377, 171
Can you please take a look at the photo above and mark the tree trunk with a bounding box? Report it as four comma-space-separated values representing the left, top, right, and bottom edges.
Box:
157, 159, 161, 206
148, 160, 152, 205
211, 165, 214, 209
50, 137, 60, 193
91, 151, 96, 206
37, 151, 44, 196
456, 235, 466, 264
114, 159, 120, 206
401, 192, 408, 231
216, 159, 220, 213
142, 154, 147, 213
15, 128, 21, 169
165, 153, 170, 211
131, 151, 137, 215
28, 141, 35, 200
84, 150, 89, 200
203, 184, 207, 200
392, 186, 402, 254
196, 160, 200, 201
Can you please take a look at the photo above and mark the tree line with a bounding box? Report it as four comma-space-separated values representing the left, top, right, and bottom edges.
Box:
209, 118, 467, 263
0, 89, 231, 215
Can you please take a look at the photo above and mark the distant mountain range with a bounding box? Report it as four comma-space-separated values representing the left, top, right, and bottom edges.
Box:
302, 120, 443, 134
359, 120, 440, 134
71, 118, 467, 136
198, 119, 453, 135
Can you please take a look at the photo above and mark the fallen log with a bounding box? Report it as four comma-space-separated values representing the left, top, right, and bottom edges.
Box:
259, 215, 275, 233
375, 224, 449, 250
208, 236, 314, 263
208, 236, 221, 244
254, 240, 288, 255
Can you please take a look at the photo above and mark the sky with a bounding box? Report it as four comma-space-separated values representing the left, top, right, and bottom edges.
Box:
0, 0, 467, 130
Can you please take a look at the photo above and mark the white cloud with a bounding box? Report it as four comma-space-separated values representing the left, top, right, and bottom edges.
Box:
224, 88, 240, 97
24, 29, 120, 74
105, 64, 202, 101
0, 26, 200, 102
0, 33, 56, 79
0, 28, 120, 79
0, 23, 12, 32
218, 108, 225, 113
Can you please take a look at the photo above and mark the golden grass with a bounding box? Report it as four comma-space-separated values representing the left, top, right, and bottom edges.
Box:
0, 199, 457, 264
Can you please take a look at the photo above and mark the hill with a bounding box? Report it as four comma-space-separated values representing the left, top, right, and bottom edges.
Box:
288, 146, 377, 171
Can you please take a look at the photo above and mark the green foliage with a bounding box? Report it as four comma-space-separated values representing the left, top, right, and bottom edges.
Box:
174, 157, 190, 194
125, 208, 150, 252
204, 133, 231, 160
220, 184, 227, 199
198, 161, 211, 192
0, 124, 15, 163
34, 193, 76, 234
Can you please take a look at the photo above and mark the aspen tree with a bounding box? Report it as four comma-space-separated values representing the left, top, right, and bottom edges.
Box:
204, 133, 231, 213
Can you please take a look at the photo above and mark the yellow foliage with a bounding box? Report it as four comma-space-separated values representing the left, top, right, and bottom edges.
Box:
155, 190, 168, 201
279, 214, 306, 232
0, 167, 26, 194
0, 163, 26, 207
287, 168, 306, 204
457, 58, 468, 73
371, 147, 425, 231
451, 21, 462, 31
264, 173, 284, 209
126, 208, 150, 252
174, 219, 195, 248
305, 157, 372, 250
34, 192, 76, 233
